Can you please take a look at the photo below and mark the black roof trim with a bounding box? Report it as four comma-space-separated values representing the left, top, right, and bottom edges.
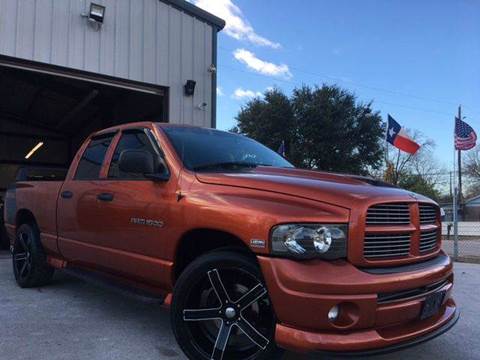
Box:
161, 0, 226, 30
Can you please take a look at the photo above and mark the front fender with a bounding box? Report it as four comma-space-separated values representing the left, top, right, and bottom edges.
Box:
179, 184, 350, 255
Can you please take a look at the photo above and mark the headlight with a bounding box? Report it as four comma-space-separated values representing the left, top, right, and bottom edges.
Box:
271, 224, 348, 259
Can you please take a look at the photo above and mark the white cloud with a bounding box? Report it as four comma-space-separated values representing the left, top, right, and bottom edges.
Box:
232, 88, 263, 100
217, 87, 224, 96
192, 0, 281, 49
233, 49, 292, 79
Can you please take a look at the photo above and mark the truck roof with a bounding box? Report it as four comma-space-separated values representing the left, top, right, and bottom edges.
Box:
93, 122, 206, 137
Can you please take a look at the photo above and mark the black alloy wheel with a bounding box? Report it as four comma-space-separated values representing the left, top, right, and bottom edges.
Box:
172, 251, 283, 360
12, 223, 54, 288
13, 230, 33, 281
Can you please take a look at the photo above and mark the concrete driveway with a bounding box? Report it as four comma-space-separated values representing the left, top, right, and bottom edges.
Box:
0, 252, 478, 360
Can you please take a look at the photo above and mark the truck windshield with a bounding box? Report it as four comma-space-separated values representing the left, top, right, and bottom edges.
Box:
162, 126, 294, 172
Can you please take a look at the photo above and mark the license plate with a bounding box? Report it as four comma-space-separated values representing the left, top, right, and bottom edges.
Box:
420, 290, 446, 320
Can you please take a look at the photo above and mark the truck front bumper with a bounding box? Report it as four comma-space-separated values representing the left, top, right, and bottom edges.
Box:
257, 251, 457, 354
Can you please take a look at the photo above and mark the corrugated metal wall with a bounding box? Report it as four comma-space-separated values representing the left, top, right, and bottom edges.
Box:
0, 0, 214, 127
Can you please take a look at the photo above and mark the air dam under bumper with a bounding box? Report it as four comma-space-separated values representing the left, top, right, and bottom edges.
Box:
257, 252, 457, 353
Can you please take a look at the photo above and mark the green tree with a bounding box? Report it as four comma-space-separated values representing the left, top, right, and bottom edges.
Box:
232, 84, 385, 174
398, 174, 440, 201
291, 85, 384, 173
232, 88, 294, 157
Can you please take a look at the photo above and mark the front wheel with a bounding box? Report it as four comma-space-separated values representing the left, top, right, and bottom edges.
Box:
171, 250, 283, 360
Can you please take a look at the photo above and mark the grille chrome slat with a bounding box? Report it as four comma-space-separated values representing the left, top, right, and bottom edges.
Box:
365, 244, 412, 249
419, 229, 439, 253
419, 204, 438, 225
364, 252, 410, 258
364, 230, 412, 259
366, 203, 410, 226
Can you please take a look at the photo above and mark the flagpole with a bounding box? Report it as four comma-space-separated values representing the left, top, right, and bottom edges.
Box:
457, 105, 463, 205
453, 106, 460, 261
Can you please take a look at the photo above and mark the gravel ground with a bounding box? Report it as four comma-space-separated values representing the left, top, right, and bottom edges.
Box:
0, 252, 478, 360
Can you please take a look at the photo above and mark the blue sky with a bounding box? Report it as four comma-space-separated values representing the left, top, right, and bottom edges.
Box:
194, 0, 480, 168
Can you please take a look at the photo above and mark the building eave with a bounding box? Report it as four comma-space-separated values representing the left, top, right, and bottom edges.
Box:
161, 0, 226, 30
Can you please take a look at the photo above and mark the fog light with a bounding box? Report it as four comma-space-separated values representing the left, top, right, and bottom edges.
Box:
328, 305, 339, 322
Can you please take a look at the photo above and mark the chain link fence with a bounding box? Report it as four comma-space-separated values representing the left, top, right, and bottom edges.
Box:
442, 221, 480, 263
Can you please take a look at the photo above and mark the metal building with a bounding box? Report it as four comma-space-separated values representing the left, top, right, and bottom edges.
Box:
0, 0, 225, 247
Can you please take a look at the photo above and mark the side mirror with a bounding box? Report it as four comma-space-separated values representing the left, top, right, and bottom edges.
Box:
118, 150, 169, 182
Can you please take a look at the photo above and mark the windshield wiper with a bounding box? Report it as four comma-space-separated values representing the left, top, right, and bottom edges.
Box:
193, 162, 271, 171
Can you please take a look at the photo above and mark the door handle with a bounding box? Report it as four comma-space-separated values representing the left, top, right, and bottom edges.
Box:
61, 191, 73, 199
97, 193, 114, 202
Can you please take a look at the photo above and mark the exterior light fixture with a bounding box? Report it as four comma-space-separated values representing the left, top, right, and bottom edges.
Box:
88, 3, 106, 23
82, 3, 106, 30
25, 142, 44, 160
184, 80, 196, 96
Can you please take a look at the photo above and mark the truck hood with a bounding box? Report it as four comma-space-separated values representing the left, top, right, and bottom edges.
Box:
195, 167, 434, 209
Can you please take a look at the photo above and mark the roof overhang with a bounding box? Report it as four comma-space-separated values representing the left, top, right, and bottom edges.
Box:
162, 0, 226, 30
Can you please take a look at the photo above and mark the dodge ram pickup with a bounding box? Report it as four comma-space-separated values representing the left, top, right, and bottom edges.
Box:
3, 122, 458, 360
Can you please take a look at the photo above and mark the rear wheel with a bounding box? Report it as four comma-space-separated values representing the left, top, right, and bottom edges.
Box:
171, 250, 283, 360
13, 223, 54, 288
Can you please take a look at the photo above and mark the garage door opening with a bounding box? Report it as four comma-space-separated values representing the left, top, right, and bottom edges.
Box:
0, 60, 168, 247
0, 61, 168, 182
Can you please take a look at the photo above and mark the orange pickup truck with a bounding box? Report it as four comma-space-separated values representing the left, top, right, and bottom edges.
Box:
3, 122, 458, 360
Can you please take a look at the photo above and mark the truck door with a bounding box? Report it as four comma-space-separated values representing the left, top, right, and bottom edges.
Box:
85, 128, 174, 286
57, 133, 116, 265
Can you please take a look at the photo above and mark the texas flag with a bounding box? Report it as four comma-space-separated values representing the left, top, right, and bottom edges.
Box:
386, 115, 420, 154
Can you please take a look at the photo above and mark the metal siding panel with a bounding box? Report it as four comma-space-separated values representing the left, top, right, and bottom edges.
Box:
51, 0, 70, 66
84, 0, 105, 73
168, 6, 182, 124
143, 0, 156, 83
128, 0, 143, 81
114, 0, 130, 78
181, 12, 194, 125
15, 0, 35, 60
68, 0, 87, 70
99, 0, 116, 75
193, 19, 205, 127
33, 0, 53, 63
0, 0, 18, 55
156, 0, 169, 86
204, 24, 213, 128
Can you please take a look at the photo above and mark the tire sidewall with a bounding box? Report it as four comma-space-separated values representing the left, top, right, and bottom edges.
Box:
171, 250, 282, 360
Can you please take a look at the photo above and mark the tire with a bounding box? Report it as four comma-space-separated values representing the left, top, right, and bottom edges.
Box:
12, 223, 54, 288
171, 250, 284, 360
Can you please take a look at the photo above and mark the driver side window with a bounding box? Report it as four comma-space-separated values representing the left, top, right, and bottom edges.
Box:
108, 129, 165, 180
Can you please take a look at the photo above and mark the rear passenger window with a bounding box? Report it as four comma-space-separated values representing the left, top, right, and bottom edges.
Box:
75, 135, 114, 180
108, 130, 160, 179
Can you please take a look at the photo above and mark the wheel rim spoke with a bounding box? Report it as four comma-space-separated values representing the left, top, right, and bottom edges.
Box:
236, 283, 267, 311
236, 316, 270, 350
20, 260, 29, 277
14, 253, 27, 262
183, 308, 221, 322
207, 269, 231, 305
18, 233, 28, 251
211, 322, 233, 360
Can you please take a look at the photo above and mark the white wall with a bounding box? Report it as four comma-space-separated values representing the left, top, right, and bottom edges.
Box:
0, 0, 215, 127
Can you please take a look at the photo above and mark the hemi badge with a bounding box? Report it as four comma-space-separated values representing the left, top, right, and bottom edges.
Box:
250, 239, 266, 249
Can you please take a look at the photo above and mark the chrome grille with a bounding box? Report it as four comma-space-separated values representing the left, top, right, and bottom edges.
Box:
364, 233, 411, 259
420, 230, 439, 253
366, 203, 410, 225
419, 204, 438, 224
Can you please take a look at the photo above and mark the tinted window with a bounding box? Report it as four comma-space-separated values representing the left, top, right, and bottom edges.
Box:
108, 130, 161, 179
75, 135, 114, 180
162, 127, 294, 171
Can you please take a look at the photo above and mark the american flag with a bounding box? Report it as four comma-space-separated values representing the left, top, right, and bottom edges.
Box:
455, 117, 477, 150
